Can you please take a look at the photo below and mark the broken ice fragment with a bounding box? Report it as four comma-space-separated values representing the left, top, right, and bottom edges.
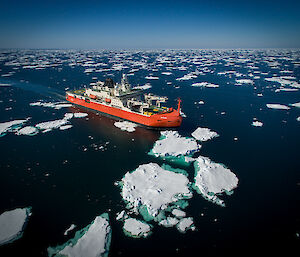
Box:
0, 119, 29, 137
193, 156, 238, 207
64, 224, 76, 236
0, 207, 32, 246
176, 217, 195, 233
16, 126, 39, 136
159, 217, 179, 227
73, 113, 88, 118
251, 121, 263, 127
48, 213, 111, 257
36, 119, 70, 132
191, 127, 219, 142
114, 121, 137, 132
123, 218, 152, 238
266, 104, 290, 110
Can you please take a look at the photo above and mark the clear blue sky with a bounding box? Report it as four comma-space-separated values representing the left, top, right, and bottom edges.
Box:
0, 0, 299, 49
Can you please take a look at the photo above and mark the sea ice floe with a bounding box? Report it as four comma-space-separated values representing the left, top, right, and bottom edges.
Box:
159, 217, 179, 227
290, 102, 300, 108
297, 117, 300, 122
176, 217, 195, 233
132, 83, 152, 90
36, 119, 70, 132
235, 79, 254, 85
191, 82, 219, 88
176, 73, 197, 81
73, 113, 88, 118
0, 83, 11, 86
171, 209, 186, 218
252, 121, 263, 127
145, 76, 159, 80
149, 131, 200, 162
0, 207, 32, 246
0, 119, 29, 137
114, 121, 137, 132
120, 163, 192, 222
48, 213, 111, 257
30, 101, 72, 109
59, 125, 73, 130
123, 218, 152, 238
16, 126, 39, 136
265, 77, 300, 88
64, 224, 76, 236
266, 104, 290, 110
191, 127, 219, 142
193, 156, 238, 207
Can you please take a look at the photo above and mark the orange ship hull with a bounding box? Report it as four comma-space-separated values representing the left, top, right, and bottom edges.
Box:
66, 94, 182, 128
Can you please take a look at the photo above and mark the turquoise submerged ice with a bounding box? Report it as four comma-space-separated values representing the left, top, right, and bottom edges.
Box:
48, 213, 111, 257
120, 163, 193, 223
193, 156, 238, 207
0, 207, 31, 246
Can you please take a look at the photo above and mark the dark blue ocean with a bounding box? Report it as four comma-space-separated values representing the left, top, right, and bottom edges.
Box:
0, 49, 299, 256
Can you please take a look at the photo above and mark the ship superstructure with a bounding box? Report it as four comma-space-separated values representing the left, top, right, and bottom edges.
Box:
66, 74, 182, 128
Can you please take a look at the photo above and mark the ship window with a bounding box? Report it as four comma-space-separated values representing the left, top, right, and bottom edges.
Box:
85, 98, 90, 103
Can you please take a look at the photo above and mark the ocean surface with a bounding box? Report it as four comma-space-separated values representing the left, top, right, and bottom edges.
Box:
0, 49, 299, 256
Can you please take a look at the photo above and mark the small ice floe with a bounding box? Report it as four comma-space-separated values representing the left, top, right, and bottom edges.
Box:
161, 72, 172, 75
64, 224, 76, 236
149, 131, 200, 160
123, 218, 152, 238
29, 101, 72, 110
193, 156, 238, 207
0, 119, 29, 137
116, 210, 128, 221
251, 121, 263, 127
159, 217, 179, 227
171, 209, 186, 218
266, 104, 290, 110
73, 113, 88, 118
191, 127, 219, 142
16, 126, 39, 136
235, 79, 254, 85
0, 207, 32, 246
191, 82, 219, 88
64, 113, 74, 120
35, 119, 70, 132
145, 76, 159, 80
132, 83, 152, 90
176, 73, 197, 81
265, 77, 300, 88
297, 117, 300, 122
176, 217, 195, 233
290, 102, 300, 108
48, 213, 111, 257
59, 125, 73, 130
120, 163, 192, 222
114, 121, 137, 132
0, 83, 11, 87
257, 93, 263, 97
179, 110, 187, 117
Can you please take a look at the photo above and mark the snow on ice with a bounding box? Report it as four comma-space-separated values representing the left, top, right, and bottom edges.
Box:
266, 104, 290, 110
0, 207, 32, 246
114, 121, 137, 132
193, 156, 238, 207
120, 163, 192, 222
191, 127, 219, 142
123, 218, 152, 238
48, 213, 111, 257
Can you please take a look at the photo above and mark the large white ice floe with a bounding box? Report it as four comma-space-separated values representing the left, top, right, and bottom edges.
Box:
48, 213, 111, 257
0, 207, 32, 246
114, 121, 137, 132
193, 156, 238, 207
266, 104, 290, 110
0, 118, 29, 137
149, 131, 200, 163
123, 218, 152, 238
191, 127, 219, 142
120, 163, 193, 222
16, 126, 39, 136
265, 77, 300, 88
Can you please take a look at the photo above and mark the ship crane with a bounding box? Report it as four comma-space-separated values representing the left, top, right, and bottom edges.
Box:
144, 93, 168, 108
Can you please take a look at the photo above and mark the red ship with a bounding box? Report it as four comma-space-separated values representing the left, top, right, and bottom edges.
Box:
66, 74, 182, 128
